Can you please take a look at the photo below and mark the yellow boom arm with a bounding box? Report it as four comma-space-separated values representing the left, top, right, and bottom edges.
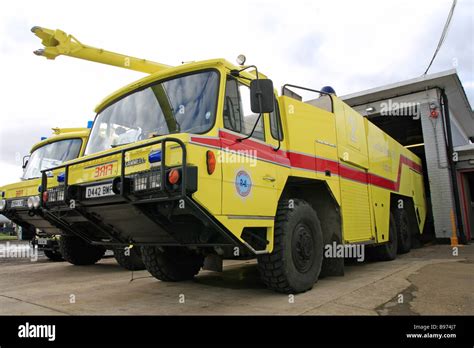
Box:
31, 26, 171, 74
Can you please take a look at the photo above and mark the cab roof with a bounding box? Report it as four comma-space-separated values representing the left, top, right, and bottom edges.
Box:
30, 128, 90, 153
94, 58, 266, 113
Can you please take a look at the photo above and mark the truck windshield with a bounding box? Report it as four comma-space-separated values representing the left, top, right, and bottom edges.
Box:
85, 70, 219, 155
22, 139, 82, 180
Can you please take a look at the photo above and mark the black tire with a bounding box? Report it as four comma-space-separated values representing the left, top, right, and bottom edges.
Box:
43, 249, 64, 262
394, 208, 411, 254
20, 225, 36, 241
141, 246, 204, 281
257, 199, 324, 294
59, 235, 106, 265
114, 247, 146, 270
371, 212, 398, 261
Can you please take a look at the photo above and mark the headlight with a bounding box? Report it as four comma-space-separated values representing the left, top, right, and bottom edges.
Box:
27, 196, 41, 210
33, 196, 41, 209
46, 188, 65, 203
27, 197, 34, 209
0, 199, 6, 211
130, 170, 161, 193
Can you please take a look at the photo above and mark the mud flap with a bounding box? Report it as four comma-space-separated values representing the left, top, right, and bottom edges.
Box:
320, 232, 344, 277
320, 257, 344, 277
203, 254, 223, 272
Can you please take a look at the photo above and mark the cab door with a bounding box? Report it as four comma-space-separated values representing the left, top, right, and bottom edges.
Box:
221, 76, 278, 217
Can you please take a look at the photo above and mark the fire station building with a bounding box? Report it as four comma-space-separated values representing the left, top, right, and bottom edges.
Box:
342, 69, 474, 243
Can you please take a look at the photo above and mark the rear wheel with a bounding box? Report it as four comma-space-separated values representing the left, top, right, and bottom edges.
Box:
257, 199, 323, 294
141, 246, 204, 281
113, 247, 145, 270
43, 249, 64, 262
370, 212, 398, 261
59, 235, 106, 265
394, 208, 411, 254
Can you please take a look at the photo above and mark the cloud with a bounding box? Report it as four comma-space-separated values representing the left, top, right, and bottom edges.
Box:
0, 162, 24, 186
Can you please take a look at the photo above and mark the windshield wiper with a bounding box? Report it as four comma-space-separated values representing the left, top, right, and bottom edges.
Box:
111, 142, 133, 148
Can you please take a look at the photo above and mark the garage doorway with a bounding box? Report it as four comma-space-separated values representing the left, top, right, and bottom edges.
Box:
365, 113, 435, 241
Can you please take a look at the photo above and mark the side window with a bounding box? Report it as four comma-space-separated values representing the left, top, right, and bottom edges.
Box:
224, 77, 265, 141
239, 84, 265, 141
223, 78, 242, 133
270, 98, 283, 141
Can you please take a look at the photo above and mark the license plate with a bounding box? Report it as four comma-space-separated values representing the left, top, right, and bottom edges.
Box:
37, 238, 48, 245
11, 200, 24, 208
85, 183, 115, 199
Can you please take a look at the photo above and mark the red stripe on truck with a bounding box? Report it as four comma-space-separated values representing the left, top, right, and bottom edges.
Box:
190, 130, 421, 192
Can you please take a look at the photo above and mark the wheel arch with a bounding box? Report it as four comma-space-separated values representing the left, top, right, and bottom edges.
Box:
390, 193, 421, 236
278, 177, 343, 276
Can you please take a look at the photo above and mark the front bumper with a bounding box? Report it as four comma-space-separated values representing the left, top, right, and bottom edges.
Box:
1, 198, 61, 238
40, 137, 245, 251
31, 237, 59, 252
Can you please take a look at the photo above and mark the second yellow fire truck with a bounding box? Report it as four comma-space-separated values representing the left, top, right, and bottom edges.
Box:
0, 127, 145, 270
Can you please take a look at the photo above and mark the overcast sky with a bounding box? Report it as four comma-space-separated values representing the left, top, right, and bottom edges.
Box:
0, 0, 472, 186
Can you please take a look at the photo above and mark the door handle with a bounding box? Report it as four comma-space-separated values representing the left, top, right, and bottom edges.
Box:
263, 175, 276, 182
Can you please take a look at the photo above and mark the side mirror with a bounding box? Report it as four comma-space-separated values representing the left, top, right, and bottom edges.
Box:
22, 156, 30, 169
250, 79, 274, 114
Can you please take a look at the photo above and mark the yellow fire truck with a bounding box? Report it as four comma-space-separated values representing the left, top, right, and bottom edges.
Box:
32, 27, 426, 293
0, 128, 89, 260
0, 127, 144, 270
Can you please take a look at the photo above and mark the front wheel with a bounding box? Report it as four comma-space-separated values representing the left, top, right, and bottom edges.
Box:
43, 249, 64, 262
141, 246, 204, 281
257, 199, 324, 294
59, 235, 106, 265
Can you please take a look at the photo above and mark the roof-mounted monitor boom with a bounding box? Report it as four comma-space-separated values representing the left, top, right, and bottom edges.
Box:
31, 26, 171, 74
